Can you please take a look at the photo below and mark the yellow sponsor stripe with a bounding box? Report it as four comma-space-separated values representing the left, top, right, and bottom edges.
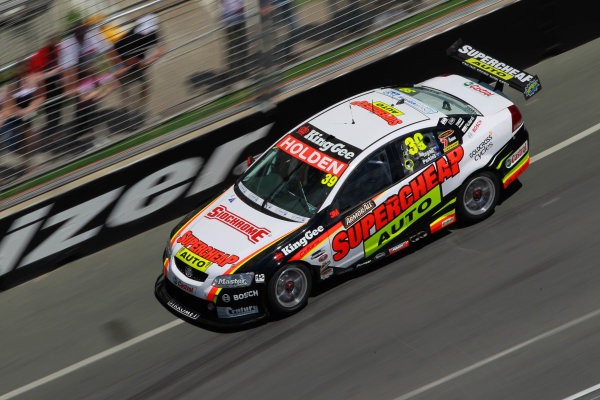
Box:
431, 209, 455, 225
433, 198, 456, 216
496, 152, 512, 170
464, 58, 514, 80
502, 153, 529, 184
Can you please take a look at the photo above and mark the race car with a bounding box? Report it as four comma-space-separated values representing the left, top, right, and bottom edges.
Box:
155, 40, 540, 328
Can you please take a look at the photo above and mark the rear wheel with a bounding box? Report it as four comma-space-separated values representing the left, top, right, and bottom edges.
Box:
457, 171, 500, 223
267, 264, 312, 317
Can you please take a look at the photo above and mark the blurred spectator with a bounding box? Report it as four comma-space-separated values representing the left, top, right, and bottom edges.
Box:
0, 86, 13, 150
272, 0, 299, 61
0, 62, 46, 154
28, 34, 64, 148
221, 0, 250, 79
69, 60, 118, 150
58, 21, 120, 99
114, 13, 166, 118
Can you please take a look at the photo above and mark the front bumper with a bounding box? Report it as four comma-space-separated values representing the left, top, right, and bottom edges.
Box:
154, 275, 269, 329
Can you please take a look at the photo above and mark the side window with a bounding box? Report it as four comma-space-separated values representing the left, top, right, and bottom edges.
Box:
393, 131, 442, 176
337, 148, 393, 211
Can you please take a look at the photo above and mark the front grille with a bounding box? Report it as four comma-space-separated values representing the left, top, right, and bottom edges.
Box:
174, 258, 208, 282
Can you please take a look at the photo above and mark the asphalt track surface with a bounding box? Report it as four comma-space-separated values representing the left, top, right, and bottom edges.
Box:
1, 37, 600, 400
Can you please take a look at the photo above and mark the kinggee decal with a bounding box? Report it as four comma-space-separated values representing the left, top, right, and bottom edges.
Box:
281, 226, 325, 256
332, 147, 464, 260
296, 125, 359, 161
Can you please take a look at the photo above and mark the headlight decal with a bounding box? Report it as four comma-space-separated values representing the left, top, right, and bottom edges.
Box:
207, 223, 306, 303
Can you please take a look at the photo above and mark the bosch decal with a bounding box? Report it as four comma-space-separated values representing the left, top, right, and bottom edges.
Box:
233, 290, 259, 301
205, 205, 271, 244
332, 147, 464, 261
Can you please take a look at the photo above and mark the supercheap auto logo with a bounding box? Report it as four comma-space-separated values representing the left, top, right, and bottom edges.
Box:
351, 100, 403, 125
176, 231, 240, 266
332, 147, 464, 260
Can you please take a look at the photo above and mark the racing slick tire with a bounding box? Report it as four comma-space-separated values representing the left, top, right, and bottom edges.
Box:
457, 170, 500, 223
267, 263, 312, 317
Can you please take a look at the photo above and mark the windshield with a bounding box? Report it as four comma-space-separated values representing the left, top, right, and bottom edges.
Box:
238, 147, 338, 220
388, 86, 479, 116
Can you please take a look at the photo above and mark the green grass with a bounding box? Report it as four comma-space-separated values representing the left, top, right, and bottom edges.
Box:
0, 0, 479, 202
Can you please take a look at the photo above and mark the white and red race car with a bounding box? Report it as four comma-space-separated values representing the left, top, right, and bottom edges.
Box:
155, 41, 540, 328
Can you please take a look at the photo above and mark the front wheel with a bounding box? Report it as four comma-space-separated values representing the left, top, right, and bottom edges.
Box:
457, 171, 500, 223
267, 264, 312, 317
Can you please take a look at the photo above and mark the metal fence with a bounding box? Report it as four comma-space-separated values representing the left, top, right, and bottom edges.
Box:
0, 0, 446, 191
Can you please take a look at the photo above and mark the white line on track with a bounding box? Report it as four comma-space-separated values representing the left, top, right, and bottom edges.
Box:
393, 308, 600, 400
531, 121, 600, 164
563, 383, 600, 400
0, 319, 183, 400
1, 122, 599, 400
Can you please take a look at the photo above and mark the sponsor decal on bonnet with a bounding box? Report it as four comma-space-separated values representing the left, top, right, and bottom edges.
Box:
205, 205, 271, 244
176, 231, 240, 266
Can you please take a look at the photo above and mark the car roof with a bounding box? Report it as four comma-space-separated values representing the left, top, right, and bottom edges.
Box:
309, 89, 446, 150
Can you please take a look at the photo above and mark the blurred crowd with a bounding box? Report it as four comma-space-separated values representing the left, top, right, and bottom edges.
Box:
0, 0, 432, 185
0, 12, 166, 167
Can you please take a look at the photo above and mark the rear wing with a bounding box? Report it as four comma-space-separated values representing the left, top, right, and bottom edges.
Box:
447, 39, 542, 99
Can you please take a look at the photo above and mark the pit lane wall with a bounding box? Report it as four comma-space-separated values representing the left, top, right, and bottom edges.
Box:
0, 0, 598, 288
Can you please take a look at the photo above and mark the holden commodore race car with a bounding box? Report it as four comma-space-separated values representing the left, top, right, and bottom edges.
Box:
155, 40, 541, 328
